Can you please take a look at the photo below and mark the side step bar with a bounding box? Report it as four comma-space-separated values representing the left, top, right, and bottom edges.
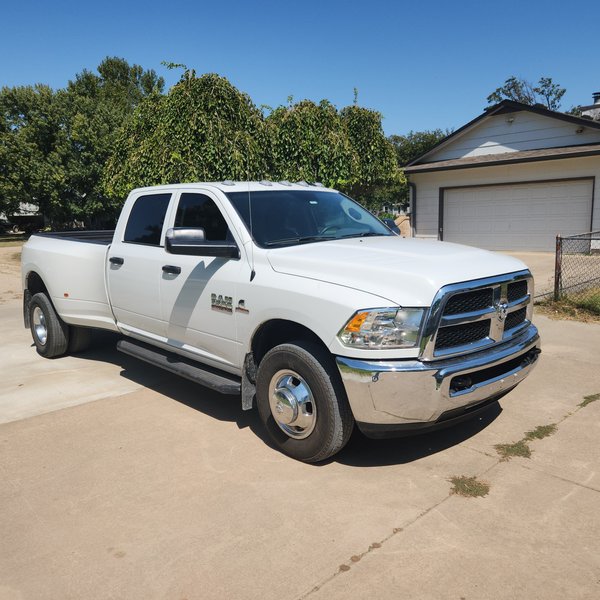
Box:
117, 339, 241, 395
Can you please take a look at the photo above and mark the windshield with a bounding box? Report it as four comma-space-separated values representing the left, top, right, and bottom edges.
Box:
226, 190, 392, 248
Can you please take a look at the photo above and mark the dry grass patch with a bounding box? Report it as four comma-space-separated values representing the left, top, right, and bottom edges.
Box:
524, 424, 557, 441
495, 422, 558, 461
580, 393, 600, 408
449, 475, 490, 498
495, 440, 531, 460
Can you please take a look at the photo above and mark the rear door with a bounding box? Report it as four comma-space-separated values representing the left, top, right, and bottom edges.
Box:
107, 192, 173, 340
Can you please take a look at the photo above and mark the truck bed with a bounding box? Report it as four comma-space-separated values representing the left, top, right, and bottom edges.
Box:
34, 230, 115, 245
22, 231, 117, 331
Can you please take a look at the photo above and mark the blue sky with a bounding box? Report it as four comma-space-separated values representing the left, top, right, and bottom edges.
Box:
1, 0, 596, 135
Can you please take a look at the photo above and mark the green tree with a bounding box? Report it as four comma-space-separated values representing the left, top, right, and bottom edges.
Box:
266, 99, 355, 187
388, 129, 449, 167
339, 104, 400, 211
0, 84, 68, 221
104, 71, 269, 198
60, 57, 164, 224
387, 129, 449, 209
487, 76, 566, 111
0, 57, 164, 225
266, 99, 397, 211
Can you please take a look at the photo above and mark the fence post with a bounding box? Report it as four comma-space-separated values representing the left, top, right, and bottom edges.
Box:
554, 234, 562, 301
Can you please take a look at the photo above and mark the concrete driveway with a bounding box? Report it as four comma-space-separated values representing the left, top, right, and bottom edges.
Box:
1, 247, 600, 599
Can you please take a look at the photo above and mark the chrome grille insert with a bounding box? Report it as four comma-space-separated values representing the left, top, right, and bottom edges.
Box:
419, 270, 533, 361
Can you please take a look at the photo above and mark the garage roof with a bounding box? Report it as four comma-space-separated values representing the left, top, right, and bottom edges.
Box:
404, 142, 600, 173
405, 99, 600, 171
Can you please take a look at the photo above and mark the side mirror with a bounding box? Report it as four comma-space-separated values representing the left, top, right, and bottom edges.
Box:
165, 228, 240, 259
382, 218, 400, 235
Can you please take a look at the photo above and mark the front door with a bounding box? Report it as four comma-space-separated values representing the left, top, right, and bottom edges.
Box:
159, 191, 249, 371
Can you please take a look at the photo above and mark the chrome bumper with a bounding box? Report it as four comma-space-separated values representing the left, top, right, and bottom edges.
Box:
336, 324, 540, 428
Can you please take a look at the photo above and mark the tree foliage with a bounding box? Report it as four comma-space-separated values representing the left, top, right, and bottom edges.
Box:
388, 129, 449, 167
266, 99, 355, 187
0, 57, 163, 225
265, 100, 398, 210
2, 59, 399, 223
0, 84, 68, 220
104, 71, 269, 198
487, 76, 566, 111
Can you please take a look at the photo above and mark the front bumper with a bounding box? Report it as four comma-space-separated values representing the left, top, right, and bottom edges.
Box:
336, 324, 540, 436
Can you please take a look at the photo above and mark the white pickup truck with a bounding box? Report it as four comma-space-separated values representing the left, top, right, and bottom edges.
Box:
21, 182, 541, 462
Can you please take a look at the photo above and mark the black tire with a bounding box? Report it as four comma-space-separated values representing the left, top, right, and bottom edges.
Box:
256, 340, 354, 463
68, 325, 92, 353
29, 292, 69, 358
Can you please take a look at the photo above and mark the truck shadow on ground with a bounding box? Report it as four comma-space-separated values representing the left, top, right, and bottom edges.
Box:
79, 331, 502, 468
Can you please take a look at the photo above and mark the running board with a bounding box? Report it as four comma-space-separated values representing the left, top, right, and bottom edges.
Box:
117, 339, 241, 395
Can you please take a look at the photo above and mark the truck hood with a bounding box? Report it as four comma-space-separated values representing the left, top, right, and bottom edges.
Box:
266, 236, 528, 306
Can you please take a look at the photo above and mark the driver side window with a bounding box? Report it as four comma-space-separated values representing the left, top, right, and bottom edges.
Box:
175, 193, 230, 241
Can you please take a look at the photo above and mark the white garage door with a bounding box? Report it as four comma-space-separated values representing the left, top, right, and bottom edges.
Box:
444, 179, 593, 251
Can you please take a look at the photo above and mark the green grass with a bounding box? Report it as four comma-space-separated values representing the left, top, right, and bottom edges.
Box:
580, 393, 600, 408
537, 288, 600, 322
449, 475, 490, 498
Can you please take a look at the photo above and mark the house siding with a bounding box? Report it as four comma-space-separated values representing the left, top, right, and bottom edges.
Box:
411, 155, 600, 239
427, 113, 600, 162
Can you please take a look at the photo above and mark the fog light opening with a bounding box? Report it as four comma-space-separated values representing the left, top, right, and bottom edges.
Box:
451, 375, 473, 393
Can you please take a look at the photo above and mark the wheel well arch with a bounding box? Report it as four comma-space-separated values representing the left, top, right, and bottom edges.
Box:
26, 271, 49, 297
23, 271, 51, 328
251, 319, 330, 365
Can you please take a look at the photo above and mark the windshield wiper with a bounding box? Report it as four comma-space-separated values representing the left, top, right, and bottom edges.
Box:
264, 235, 336, 247
339, 231, 386, 239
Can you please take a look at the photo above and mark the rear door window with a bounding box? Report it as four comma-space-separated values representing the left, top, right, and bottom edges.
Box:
124, 193, 171, 246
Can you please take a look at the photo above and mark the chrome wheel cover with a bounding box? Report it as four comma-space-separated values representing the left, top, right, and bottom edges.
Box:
32, 306, 47, 345
268, 369, 317, 439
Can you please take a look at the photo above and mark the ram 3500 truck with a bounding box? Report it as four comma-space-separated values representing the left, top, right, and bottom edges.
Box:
21, 182, 541, 462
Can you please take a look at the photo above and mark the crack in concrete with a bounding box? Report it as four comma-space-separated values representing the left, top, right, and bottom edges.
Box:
299, 392, 600, 599
297, 492, 454, 599
516, 461, 600, 494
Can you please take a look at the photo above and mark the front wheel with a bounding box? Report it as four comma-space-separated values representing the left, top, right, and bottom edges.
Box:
256, 341, 354, 463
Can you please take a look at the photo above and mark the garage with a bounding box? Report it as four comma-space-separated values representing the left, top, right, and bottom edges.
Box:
442, 178, 594, 251
404, 99, 600, 250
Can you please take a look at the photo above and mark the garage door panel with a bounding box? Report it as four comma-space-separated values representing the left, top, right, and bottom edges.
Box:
444, 180, 593, 251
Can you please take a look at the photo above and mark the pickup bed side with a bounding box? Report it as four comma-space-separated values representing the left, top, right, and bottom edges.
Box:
22, 232, 118, 331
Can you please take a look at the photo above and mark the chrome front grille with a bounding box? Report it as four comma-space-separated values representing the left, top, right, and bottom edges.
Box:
420, 270, 533, 361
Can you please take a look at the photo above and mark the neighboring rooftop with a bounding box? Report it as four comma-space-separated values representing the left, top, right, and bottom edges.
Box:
404, 142, 600, 173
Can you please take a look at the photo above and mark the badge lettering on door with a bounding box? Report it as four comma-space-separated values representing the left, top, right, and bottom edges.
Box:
235, 299, 249, 314
211, 293, 233, 313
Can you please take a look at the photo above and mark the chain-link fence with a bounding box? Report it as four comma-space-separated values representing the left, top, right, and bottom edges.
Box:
554, 231, 600, 306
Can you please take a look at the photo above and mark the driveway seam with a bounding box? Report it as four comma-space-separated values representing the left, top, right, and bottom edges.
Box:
297, 492, 454, 599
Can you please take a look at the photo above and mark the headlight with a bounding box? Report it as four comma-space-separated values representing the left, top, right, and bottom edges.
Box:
338, 308, 425, 349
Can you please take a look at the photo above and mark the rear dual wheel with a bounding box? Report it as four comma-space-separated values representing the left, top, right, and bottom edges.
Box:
256, 340, 354, 463
29, 292, 91, 358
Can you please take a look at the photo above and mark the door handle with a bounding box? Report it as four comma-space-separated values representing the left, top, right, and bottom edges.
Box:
109, 256, 124, 265
162, 265, 181, 275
